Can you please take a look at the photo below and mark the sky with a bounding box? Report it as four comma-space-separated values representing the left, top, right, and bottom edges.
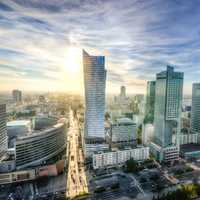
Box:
0, 0, 200, 95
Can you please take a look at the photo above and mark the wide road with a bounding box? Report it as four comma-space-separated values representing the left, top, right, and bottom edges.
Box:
66, 109, 89, 199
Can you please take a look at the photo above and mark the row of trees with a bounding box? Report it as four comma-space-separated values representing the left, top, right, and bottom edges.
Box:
153, 184, 200, 200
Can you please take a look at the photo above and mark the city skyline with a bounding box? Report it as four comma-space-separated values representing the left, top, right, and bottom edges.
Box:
0, 0, 200, 94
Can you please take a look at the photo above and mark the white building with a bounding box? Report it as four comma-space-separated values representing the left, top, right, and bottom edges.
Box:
142, 123, 154, 145
93, 146, 149, 169
179, 133, 198, 145
150, 142, 179, 163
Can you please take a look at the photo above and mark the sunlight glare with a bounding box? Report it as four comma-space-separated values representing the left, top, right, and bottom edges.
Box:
64, 47, 81, 74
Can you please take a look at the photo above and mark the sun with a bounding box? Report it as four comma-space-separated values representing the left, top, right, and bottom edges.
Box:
64, 47, 81, 74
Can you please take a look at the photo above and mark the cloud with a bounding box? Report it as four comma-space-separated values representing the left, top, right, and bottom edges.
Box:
0, 0, 200, 94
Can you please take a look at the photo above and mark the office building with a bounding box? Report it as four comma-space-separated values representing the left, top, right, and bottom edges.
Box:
120, 86, 126, 97
151, 66, 183, 162
83, 50, 106, 140
12, 90, 22, 103
114, 86, 130, 111
7, 120, 32, 148
111, 118, 137, 147
0, 104, 7, 159
145, 81, 156, 122
191, 83, 200, 134
142, 123, 154, 145
15, 122, 66, 169
93, 146, 149, 169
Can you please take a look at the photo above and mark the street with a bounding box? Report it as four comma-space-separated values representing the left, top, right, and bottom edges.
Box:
66, 109, 89, 199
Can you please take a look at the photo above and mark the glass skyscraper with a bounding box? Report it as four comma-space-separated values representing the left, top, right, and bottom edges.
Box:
83, 50, 106, 140
154, 66, 183, 147
145, 81, 156, 120
0, 104, 7, 158
191, 83, 200, 133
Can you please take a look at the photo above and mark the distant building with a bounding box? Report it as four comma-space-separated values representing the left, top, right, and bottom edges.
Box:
93, 146, 149, 169
114, 86, 130, 111
151, 66, 184, 162
145, 81, 156, 122
83, 50, 106, 140
120, 86, 126, 97
111, 118, 137, 147
12, 90, 22, 103
0, 104, 7, 159
191, 83, 200, 134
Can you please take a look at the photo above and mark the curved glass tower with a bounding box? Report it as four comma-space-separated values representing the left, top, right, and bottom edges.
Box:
83, 50, 106, 140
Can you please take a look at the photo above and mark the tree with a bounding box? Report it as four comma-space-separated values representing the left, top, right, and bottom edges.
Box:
125, 158, 138, 172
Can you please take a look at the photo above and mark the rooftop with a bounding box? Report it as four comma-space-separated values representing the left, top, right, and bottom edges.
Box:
180, 144, 200, 153
115, 118, 135, 125
7, 120, 31, 127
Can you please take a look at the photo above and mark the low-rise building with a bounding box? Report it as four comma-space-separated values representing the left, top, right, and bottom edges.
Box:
0, 169, 35, 185
150, 142, 179, 162
180, 144, 200, 159
179, 133, 198, 145
93, 146, 149, 169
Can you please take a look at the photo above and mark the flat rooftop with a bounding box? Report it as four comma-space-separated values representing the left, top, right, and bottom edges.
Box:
7, 120, 31, 127
180, 144, 200, 153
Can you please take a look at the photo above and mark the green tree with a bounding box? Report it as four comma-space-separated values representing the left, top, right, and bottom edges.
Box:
125, 158, 138, 172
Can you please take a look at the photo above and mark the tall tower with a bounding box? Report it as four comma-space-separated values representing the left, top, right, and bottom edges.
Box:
0, 104, 7, 158
154, 66, 183, 147
145, 81, 156, 120
120, 86, 126, 97
83, 50, 106, 140
151, 66, 183, 162
191, 83, 200, 133
12, 89, 22, 103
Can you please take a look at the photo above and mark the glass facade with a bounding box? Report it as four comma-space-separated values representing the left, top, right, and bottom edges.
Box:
83, 50, 106, 139
0, 104, 7, 158
191, 83, 200, 133
154, 66, 183, 147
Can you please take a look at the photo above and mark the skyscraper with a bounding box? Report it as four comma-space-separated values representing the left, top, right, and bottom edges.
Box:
151, 66, 183, 162
120, 86, 126, 97
191, 83, 200, 133
145, 81, 156, 122
12, 89, 22, 103
83, 50, 106, 140
154, 66, 183, 147
0, 104, 7, 158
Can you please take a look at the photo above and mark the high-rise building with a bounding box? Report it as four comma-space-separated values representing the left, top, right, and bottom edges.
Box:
145, 81, 156, 119
0, 104, 7, 158
120, 86, 126, 97
12, 90, 22, 103
111, 118, 137, 147
114, 86, 130, 112
151, 66, 183, 162
83, 50, 106, 140
154, 66, 183, 147
191, 83, 200, 133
